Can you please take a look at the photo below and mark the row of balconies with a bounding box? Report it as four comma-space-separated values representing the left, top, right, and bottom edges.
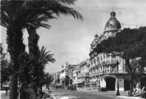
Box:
90, 56, 120, 68
89, 67, 119, 76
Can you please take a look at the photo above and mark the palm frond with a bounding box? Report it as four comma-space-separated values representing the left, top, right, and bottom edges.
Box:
46, 0, 83, 19
38, 46, 55, 66
56, 0, 76, 5
1, 0, 83, 30
39, 23, 51, 29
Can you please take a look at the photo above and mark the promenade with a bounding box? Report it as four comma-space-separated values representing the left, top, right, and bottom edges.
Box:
76, 88, 144, 99
1, 89, 144, 99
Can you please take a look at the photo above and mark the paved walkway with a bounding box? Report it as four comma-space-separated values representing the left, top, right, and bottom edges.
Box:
50, 89, 115, 99
1, 89, 144, 99
77, 88, 127, 95
77, 88, 144, 99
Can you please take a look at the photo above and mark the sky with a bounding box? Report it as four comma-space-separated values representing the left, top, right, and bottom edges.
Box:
1, 0, 146, 73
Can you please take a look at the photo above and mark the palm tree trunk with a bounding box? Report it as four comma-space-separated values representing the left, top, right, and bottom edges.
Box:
27, 26, 40, 96
7, 25, 25, 99
9, 74, 18, 99
27, 26, 40, 59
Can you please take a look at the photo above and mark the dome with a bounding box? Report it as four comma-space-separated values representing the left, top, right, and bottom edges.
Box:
104, 11, 121, 32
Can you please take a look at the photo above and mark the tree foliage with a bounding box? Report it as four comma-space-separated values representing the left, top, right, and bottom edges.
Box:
98, 27, 146, 59
1, 0, 83, 29
18, 46, 55, 85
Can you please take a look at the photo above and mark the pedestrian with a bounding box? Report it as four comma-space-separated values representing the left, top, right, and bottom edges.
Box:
134, 82, 142, 96
141, 86, 146, 98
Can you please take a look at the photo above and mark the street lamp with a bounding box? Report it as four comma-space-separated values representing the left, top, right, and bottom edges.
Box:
116, 61, 120, 96
116, 78, 120, 96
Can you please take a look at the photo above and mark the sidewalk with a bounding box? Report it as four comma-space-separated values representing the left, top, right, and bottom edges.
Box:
77, 87, 128, 95
77, 88, 144, 99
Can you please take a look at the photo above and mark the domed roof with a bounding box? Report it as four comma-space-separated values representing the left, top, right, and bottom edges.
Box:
104, 11, 121, 32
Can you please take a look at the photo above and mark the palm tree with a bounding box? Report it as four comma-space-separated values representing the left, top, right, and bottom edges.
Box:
1, 1, 27, 99
24, 0, 82, 97
1, 0, 82, 99
31, 46, 55, 96
17, 46, 55, 98
24, 0, 83, 71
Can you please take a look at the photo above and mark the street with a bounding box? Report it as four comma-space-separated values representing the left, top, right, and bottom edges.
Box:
51, 89, 119, 99
1, 89, 144, 99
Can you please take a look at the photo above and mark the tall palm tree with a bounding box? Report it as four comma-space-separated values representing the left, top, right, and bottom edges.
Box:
1, 0, 82, 99
1, 1, 27, 99
31, 46, 55, 95
24, 0, 83, 60
24, 0, 82, 96
17, 46, 55, 98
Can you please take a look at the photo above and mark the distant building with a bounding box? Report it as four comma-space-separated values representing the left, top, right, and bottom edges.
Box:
52, 72, 60, 83
58, 63, 77, 87
72, 59, 90, 87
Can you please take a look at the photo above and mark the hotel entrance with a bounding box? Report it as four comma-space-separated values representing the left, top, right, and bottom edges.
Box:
124, 79, 130, 91
105, 76, 116, 91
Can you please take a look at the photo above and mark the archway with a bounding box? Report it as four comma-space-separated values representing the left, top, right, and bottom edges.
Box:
105, 76, 116, 91
124, 79, 130, 91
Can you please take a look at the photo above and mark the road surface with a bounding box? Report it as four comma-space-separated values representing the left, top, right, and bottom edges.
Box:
51, 89, 116, 99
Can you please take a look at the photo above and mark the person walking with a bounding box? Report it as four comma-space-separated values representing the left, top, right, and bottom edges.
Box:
141, 86, 146, 98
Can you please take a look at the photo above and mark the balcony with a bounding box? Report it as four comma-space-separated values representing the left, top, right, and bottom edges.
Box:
100, 59, 118, 66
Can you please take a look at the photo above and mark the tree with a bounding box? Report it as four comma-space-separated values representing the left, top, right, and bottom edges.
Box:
97, 27, 146, 95
41, 73, 54, 89
17, 46, 55, 98
1, 0, 82, 99
30, 46, 55, 95
23, 0, 82, 97
25, 0, 82, 92
1, 1, 27, 98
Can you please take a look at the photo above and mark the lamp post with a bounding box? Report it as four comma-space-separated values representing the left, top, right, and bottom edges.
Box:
116, 61, 120, 96
116, 78, 120, 96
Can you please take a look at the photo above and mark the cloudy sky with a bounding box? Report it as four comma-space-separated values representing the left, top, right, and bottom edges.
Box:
1, 0, 146, 73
